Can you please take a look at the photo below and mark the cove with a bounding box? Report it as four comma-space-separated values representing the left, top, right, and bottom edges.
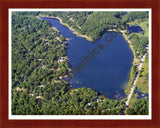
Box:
41, 17, 133, 100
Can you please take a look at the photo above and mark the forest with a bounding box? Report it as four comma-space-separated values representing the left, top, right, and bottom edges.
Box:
126, 99, 149, 115
128, 33, 148, 58
39, 11, 124, 41
12, 12, 126, 115
122, 12, 149, 23
11, 11, 149, 115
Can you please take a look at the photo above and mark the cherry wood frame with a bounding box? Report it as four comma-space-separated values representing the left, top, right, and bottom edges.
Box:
0, 0, 160, 128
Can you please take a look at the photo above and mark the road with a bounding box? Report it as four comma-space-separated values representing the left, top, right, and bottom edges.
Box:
120, 31, 148, 114
121, 52, 147, 115
125, 52, 147, 106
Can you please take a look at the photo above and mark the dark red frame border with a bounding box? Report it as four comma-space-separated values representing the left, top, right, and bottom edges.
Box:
0, 0, 160, 128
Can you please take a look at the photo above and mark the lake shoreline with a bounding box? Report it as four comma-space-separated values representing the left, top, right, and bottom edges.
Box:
37, 15, 93, 41
107, 29, 137, 99
39, 16, 135, 101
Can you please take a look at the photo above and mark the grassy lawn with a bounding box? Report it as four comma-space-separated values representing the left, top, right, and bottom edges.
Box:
139, 20, 149, 37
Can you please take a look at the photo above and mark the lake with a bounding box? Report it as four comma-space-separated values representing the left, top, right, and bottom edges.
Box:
127, 25, 144, 34
41, 17, 133, 100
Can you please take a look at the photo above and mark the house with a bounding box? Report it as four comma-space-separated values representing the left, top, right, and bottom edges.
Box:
58, 57, 66, 63
42, 65, 45, 69
38, 85, 44, 88
38, 59, 42, 63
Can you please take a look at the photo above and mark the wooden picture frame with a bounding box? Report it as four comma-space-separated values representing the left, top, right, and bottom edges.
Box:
0, 0, 160, 127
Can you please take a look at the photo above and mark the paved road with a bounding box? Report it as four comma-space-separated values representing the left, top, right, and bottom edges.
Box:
121, 52, 147, 115
120, 31, 148, 114
125, 52, 147, 106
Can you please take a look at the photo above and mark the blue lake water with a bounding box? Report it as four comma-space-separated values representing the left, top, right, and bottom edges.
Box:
41, 17, 133, 100
127, 25, 144, 34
